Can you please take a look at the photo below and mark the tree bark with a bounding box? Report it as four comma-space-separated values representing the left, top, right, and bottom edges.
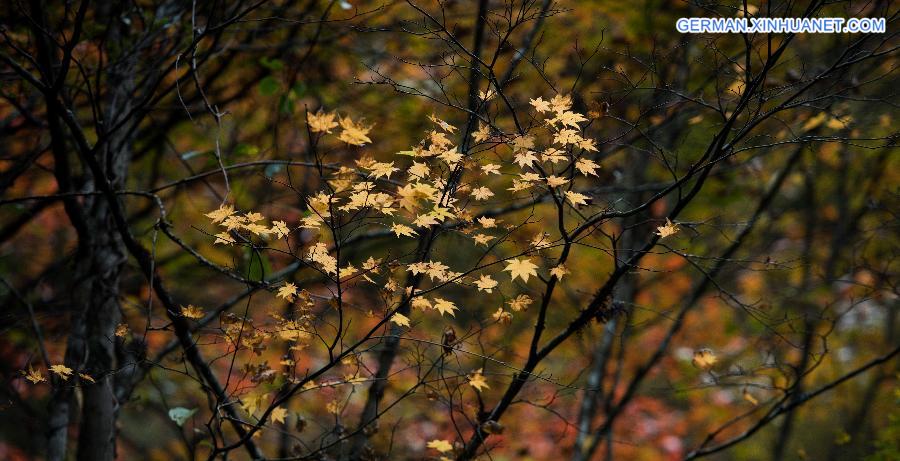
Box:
74, 4, 135, 458
33, 1, 135, 458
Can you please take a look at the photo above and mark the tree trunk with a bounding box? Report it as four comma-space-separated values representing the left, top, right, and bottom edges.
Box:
75, 5, 136, 458
74, 193, 127, 461
37, 1, 136, 458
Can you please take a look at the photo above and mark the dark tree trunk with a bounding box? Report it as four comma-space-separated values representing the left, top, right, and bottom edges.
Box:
73, 193, 126, 461
75, 4, 136, 458
36, 1, 136, 459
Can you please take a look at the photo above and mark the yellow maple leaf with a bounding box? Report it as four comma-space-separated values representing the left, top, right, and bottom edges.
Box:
279, 320, 310, 342
240, 392, 269, 416
472, 234, 492, 246
269, 220, 290, 239
413, 214, 439, 228
471, 186, 494, 201
511, 135, 535, 151
308, 243, 337, 275
214, 232, 236, 245
492, 308, 512, 324
244, 222, 269, 236
550, 94, 573, 112
428, 114, 457, 133
550, 265, 569, 280
504, 258, 538, 283
424, 261, 450, 281
481, 163, 501, 175
277, 283, 297, 301
542, 147, 566, 163
22, 365, 46, 384
407, 161, 430, 180
326, 399, 341, 415
472, 123, 490, 143
474, 274, 498, 293
427, 439, 454, 453
270, 406, 288, 424
391, 223, 417, 238
692, 348, 718, 369
362, 256, 381, 273
656, 218, 680, 238
411, 298, 432, 311
575, 158, 601, 177
407, 262, 429, 276
564, 191, 590, 207
513, 151, 539, 168
550, 110, 588, 128
205, 204, 235, 223
545, 175, 569, 188
433, 298, 458, 317
308, 110, 338, 133
180, 305, 204, 319
430, 206, 454, 221
391, 312, 410, 328
468, 369, 489, 392
344, 373, 366, 384
529, 96, 551, 113
244, 212, 264, 223
507, 294, 533, 312
338, 116, 373, 146
578, 138, 598, 152
49, 364, 73, 380
369, 161, 398, 179
438, 148, 463, 167
477, 217, 497, 228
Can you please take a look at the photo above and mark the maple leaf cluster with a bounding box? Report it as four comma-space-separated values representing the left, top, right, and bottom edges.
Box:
188, 96, 615, 410
20, 95, 688, 448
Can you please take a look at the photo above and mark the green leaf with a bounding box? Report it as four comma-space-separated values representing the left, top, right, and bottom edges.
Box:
279, 94, 295, 115
259, 57, 284, 71
258, 76, 280, 96
290, 82, 307, 98
234, 143, 259, 157
168, 407, 197, 427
